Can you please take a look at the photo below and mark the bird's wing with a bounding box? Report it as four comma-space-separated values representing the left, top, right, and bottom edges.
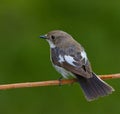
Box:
51, 47, 93, 78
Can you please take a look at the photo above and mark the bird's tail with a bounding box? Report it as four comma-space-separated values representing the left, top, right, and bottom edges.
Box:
75, 73, 114, 101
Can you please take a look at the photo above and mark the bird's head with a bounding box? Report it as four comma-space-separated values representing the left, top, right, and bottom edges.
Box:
40, 30, 74, 48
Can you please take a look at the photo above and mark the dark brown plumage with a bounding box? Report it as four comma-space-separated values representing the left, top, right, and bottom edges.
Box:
40, 30, 114, 101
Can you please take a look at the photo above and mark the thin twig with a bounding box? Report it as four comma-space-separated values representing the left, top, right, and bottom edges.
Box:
0, 73, 119, 90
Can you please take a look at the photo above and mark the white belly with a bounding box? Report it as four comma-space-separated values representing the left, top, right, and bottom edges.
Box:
54, 65, 75, 79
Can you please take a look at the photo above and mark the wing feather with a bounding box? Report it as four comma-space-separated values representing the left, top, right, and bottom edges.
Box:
51, 47, 93, 78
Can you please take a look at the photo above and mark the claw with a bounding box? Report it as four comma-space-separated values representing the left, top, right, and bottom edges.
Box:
58, 76, 63, 86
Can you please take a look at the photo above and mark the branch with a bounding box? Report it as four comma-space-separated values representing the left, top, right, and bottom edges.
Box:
0, 73, 119, 90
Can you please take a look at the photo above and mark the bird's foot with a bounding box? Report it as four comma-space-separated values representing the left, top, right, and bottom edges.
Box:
58, 76, 63, 86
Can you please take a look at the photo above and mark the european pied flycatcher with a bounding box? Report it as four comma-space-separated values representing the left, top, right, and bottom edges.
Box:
40, 30, 114, 101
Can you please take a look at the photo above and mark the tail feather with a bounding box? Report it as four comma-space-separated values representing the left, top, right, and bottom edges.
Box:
75, 73, 114, 101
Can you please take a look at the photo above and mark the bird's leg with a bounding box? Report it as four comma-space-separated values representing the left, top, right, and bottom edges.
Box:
58, 76, 63, 86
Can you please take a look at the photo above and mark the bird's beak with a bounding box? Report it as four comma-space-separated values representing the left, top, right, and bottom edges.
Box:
39, 34, 47, 39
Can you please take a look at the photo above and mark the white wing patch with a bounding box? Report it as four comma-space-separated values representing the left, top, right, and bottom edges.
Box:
58, 55, 64, 63
64, 55, 76, 66
81, 51, 87, 62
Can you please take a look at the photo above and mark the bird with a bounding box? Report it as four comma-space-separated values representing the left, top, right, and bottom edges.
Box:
39, 30, 114, 101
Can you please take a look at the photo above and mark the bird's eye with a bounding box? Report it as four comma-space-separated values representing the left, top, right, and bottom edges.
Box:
51, 35, 55, 40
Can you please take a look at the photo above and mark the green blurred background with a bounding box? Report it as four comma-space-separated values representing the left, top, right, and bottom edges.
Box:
0, 0, 120, 114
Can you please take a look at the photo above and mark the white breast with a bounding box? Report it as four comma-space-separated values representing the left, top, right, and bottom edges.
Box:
47, 40, 56, 48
